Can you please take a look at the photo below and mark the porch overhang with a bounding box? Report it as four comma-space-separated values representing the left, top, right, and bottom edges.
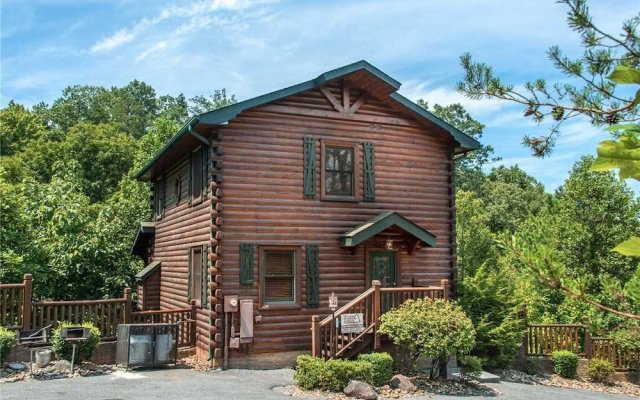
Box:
136, 260, 161, 282
339, 211, 436, 248
131, 222, 155, 257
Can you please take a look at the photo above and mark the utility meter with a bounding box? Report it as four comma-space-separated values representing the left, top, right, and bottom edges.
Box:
224, 295, 239, 312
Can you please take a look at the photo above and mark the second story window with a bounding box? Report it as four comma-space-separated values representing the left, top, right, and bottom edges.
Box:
191, 146, 204, 204
154, 176, 165, 218
321, 140, 359, 201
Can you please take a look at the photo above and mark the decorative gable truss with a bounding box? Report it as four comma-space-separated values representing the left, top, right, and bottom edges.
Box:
319, 80, 369, 115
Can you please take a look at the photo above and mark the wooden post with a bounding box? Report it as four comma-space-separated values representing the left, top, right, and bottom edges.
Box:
311, 315, 320, 357
440, 279, 449, 299
520, 305, 529, 355
372, 280, 381, 350
123, 288, 132, 324
22, 274, 33, 331
190, 300, 197, 346
583, 316, 592, 359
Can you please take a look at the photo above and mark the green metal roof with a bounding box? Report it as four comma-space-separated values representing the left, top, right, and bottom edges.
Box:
136, 260, 161, 282
135, 60, 480, 180
340, 211, 436, 248
131, 222, 155, 256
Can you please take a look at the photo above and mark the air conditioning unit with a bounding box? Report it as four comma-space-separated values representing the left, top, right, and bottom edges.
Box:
116, 323, 177, 368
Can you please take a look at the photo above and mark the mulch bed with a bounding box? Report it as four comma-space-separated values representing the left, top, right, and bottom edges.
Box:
500, 369, 640, 398
275, 376, 500, 399
1, 361, 119, 383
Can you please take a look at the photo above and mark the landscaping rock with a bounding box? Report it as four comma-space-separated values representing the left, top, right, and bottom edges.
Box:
7, 362, 26, 371
343, 380, 377, 399
389, 374, 417, 392
56, 360, 72, 374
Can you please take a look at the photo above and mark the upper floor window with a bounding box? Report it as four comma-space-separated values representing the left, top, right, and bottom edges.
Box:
154, 177, 165, 218
321, 140, 359, 201
191, 146, 205, 204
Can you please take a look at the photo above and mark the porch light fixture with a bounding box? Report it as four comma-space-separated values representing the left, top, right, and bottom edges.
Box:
385, 238, 394, 250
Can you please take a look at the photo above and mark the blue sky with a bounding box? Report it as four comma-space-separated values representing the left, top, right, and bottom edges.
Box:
1, 0, 637, 192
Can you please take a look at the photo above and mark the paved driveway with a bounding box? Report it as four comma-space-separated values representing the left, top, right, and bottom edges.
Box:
1, 368, 634, 400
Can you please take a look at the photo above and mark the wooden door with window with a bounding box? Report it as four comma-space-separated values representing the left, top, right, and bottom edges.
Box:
369, 251, 396, 288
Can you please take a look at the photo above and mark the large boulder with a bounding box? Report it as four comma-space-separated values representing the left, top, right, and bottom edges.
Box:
389, 374, 418, 392
343, 380, 377, 399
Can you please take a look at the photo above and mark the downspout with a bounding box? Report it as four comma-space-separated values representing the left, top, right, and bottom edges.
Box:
188, 120, 210, 147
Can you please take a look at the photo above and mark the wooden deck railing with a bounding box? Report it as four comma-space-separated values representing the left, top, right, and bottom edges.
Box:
524, 321, 639, 371
311, 280, 448, 360
0, 274, 32, 330
132, 301, 197, 347
30, 289, 131, 340
525, 324, 587, 356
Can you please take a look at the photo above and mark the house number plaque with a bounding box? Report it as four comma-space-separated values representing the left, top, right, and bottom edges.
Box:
340, 313, 365, 334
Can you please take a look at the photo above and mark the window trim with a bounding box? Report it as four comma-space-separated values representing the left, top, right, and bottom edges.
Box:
190, 146, 205, 206
258, 245, 302, 310
154, 175, 165, 220
190, 246, 204, 307
320, 140, 360, 202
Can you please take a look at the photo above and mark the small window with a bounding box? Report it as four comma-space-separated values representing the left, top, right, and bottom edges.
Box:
321, 141, 359, 201
154, 177, 165, 218
259, 246, 300, 309
190, 247, 203, 304
191, 147, 203, 203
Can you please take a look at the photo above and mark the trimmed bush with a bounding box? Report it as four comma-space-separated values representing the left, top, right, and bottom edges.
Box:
587, 358, 615, 383
51, 322, 101, 362
458, 355, 483, 379
379, 298, 476, 378
357, 352, 393, 386
294, 355, 373, 392
0, 327, 16, 364
551, 350, 579, 379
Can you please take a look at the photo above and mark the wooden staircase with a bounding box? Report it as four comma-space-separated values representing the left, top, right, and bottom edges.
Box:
311, 280, 448, 360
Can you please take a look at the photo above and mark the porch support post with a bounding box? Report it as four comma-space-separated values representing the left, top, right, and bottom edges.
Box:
583, 316, 592, 359
191, 300, 198, 347
373, 280, 381, 350
123, 288, 132, 324
311, 315, 321, 357
440, 279, 449, 299
22, 274, 33, 331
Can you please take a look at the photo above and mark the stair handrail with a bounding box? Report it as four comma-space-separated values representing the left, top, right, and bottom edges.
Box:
318, 286, 376, 327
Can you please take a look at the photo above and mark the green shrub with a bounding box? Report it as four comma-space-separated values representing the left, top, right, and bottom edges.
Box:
587, 358, 615, 383
551, 350, 579, 379
379, 298, 476, 378
51, 322, 101, 362
458, 355, 483, 379
0, 327, 16, 364
612, 327, 640, 353
357, 352, 393, 386
294, 355, 373, 392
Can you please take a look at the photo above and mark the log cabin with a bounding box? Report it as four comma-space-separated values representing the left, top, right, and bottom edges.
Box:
131, 60, 479, 368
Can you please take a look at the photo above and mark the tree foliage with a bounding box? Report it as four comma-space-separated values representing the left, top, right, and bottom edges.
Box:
457, 0, 640, 157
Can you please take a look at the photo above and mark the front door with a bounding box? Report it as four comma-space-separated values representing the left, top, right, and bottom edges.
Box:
369, 251, 396, 287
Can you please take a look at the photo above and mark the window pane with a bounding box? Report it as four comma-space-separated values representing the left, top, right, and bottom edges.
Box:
325, 171, 353, 196
192, 149, 203, 198
325, 147, 353, 172
264, 250, 295, 303
192, 249, 202, 302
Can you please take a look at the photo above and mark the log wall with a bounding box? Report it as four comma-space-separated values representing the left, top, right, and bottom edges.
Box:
217, 82, 456, 356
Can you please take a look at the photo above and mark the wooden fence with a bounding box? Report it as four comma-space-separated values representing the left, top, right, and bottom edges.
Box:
1, 274, 196, 346
525, 322, 639, 371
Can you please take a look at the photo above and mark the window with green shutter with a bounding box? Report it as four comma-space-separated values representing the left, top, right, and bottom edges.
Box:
239, 243, 254, 285
186, 248, 192, 301
363, 142, 375, 201
202, 245, 209, 307
303, 137, 316, 197
188, 247, 203, 304
306, 244, 319, 308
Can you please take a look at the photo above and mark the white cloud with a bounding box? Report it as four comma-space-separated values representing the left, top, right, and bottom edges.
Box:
90, 29, 134, 53
135, 41, 168, 64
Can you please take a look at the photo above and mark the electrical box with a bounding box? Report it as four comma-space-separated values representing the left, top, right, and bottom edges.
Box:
239, 299, 254, 344
224, 295, 239, 313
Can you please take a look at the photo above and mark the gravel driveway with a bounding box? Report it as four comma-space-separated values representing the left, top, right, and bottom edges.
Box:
1, 368, 635, 400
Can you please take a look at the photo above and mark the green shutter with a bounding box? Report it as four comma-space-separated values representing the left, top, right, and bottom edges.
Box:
202, 146, 209, 197
363, 142, 375, 202
239, 243, 254, 285
306, 244, 319, 308
202, 245, 209, 307
303, 137, 316, 197
188, 152, 193, 206
186, 248, 192, 301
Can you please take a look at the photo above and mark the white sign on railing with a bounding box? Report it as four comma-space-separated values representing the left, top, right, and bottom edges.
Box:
340, 313, 364, 334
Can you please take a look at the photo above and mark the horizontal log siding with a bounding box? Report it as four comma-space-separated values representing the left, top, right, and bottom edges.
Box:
219, 83, 455, 354
154, 156, 211, 354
